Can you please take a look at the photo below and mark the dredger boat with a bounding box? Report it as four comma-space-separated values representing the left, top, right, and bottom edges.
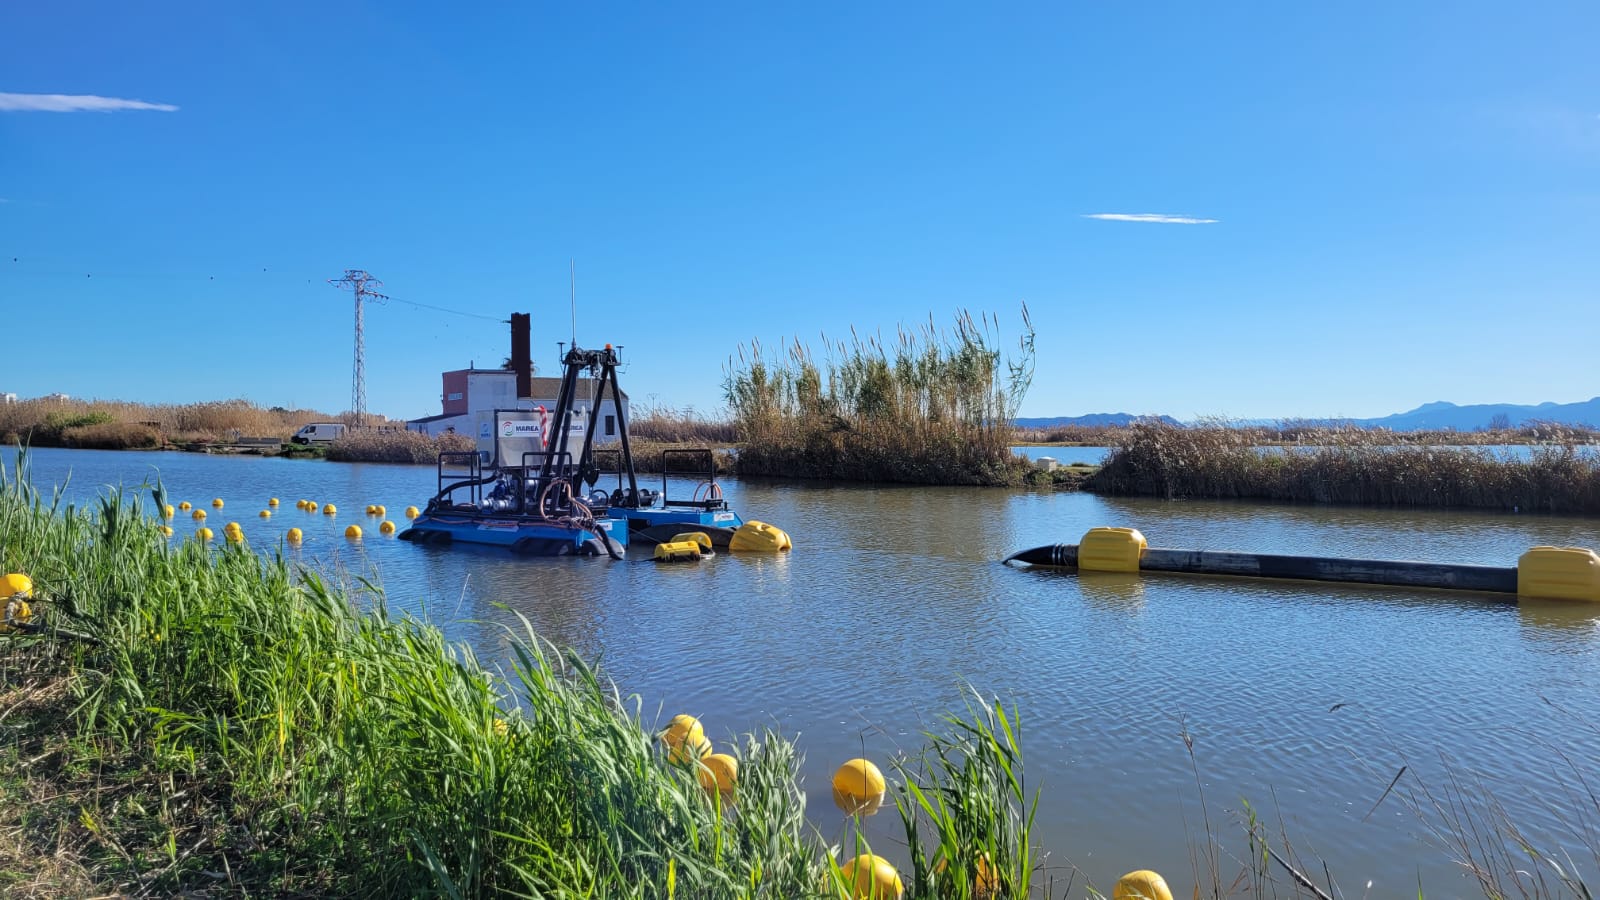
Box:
400, 328, 786, 558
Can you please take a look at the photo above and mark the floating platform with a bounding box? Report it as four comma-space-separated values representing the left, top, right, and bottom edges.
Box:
1007, 528, 1600, 603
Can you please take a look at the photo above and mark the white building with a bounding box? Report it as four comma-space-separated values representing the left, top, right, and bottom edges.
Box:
407, 368, 629, 441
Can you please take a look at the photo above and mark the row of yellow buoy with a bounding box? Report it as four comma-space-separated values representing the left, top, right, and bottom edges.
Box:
154, 496, 419, 545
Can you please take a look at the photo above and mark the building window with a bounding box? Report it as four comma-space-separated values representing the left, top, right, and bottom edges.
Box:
447, 392, 463, 401
605, 415, 616, 436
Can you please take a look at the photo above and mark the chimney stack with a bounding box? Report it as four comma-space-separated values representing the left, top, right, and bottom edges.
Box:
510, 313, 532, 399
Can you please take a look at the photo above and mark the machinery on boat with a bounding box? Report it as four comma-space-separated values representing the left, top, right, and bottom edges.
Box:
400, 328, 786, 558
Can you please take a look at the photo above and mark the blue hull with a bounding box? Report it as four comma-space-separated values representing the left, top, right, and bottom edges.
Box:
400, 512, 628, 556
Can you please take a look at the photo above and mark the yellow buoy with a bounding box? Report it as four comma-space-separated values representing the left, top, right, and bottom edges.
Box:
344, 524, 362, 539
226, 528, 244, 543
405, 505, 420, 519
296, 499, 306, 510
158, 525, 174, 538
196, 527, 214, 542
268, 497, 279, 506
324, 503, 337, 515
375, 504, 386, 516
259, 509, 272, 518
837, 854, 903, 899
2, 574, 33, 634
729, 520, 793, 552
1113, 870, 1173, 900
365, 504, 377, 515
832, 759, 887, 816
212, 498, 224, 508
178, 501, 191, 511
307, 503, 319, 513
663, 714, 710, 763
161, 504, 175, 519
286, 527, 303, 544
379, 520, 396, 535
933, 854, 998, 898
192, 509, 207, 521
697, 753, 739, 800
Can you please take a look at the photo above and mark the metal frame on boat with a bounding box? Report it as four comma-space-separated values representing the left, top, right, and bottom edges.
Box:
399, 339, 744, 557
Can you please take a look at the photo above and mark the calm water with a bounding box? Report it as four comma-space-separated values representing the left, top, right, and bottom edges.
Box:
12, 447, 1600, 896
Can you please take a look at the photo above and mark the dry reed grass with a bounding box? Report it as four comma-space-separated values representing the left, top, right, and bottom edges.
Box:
0, 397, 344, 447
326, 429, 475, 464
627, 406, 737, 444
725, 308, 1037, 485
1089, 420, 1600, 512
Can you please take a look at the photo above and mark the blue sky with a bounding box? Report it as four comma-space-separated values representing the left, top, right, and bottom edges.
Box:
3, 2, 1596, 421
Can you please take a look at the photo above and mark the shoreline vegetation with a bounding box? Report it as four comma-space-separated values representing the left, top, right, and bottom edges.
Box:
7, 387, 1599, 511
3, 463, 1596, 897
1086, 420, 1600, 515
722, 309, 1048, 487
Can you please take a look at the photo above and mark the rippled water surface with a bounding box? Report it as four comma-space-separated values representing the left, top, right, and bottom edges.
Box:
15, 447, 1600, 895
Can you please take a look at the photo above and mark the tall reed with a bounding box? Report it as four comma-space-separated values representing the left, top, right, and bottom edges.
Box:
724, 309, 1036, 485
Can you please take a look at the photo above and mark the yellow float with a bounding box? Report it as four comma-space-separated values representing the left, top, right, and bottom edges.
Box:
1113, 870, 1173, 900
832, 758, 886, 816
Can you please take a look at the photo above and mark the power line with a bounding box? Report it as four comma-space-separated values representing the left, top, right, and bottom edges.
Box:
328, 269, 388, 427
382, 293, 505, 322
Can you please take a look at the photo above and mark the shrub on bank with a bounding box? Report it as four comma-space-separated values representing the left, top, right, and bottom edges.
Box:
326, 429, 475, 463
1089, 421, 1600, 512
725, 309, 1037, 486
60, 422, 162, 450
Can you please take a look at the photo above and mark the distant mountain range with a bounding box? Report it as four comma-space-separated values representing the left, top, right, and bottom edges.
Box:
1018, 398, 1600, 432
1348, 397, 1600, 431
1015, 413, 1180, 428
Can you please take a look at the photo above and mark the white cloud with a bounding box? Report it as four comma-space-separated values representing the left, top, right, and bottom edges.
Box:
1083, 213, 1218, 224
0, 92, 179, 113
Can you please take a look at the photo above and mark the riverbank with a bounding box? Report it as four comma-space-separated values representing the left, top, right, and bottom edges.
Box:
0, 469, 1045, 897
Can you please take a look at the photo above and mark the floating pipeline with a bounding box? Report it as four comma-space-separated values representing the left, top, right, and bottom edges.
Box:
1006, 527, 1600, 603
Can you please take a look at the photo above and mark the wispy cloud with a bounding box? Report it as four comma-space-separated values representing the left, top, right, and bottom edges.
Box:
0, 92, 179, 113
1083, 213, 1218, 224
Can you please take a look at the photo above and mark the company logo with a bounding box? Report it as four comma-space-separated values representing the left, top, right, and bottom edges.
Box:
500, 420, 544, 438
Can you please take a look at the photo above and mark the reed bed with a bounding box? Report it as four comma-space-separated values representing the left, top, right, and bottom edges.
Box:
1088, 421, 1600, 513
0, 398, 344, 448
629, 406, 738, 445
1017, 420, 1600, 449
325, 429, 475, 464
725, 309, 1036, 486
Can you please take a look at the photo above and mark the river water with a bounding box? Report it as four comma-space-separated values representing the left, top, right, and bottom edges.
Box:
11, 447, 1600, 896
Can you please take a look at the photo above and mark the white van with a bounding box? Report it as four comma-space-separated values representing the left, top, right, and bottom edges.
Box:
290, 423, 347, 445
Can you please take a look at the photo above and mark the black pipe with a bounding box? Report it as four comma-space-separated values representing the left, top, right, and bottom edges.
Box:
1006, 543, 1519, 595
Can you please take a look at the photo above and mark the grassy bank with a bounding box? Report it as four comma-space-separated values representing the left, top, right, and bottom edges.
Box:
0, 398, 353, 449
724, 310, 1038, 486
3, 457, 1596, 897
0, 456, 1051, 897
1087, 421, 1600, 513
